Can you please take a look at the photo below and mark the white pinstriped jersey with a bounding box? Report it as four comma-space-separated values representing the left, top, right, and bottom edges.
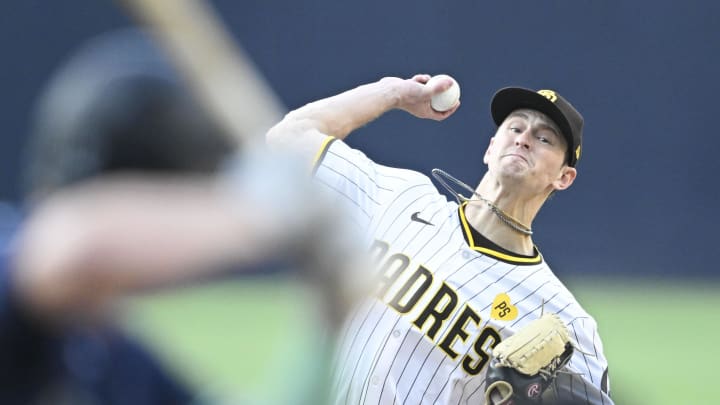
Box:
313, 136, 613, 405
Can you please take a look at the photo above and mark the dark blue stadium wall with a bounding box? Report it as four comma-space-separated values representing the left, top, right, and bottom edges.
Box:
2, 0, 718, 278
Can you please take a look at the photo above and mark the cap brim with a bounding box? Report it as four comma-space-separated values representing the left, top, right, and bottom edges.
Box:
491, 87, 573, 154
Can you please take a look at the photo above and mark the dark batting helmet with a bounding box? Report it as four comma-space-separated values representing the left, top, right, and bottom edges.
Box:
23, 28, 235, 202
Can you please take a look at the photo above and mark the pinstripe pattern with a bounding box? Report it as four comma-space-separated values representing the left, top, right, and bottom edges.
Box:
316, 137, 613, 405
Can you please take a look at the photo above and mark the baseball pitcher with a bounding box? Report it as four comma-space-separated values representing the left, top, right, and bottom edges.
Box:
267, 74, 612, 404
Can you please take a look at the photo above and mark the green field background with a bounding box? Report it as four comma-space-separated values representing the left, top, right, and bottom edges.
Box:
123, 277, 720, 404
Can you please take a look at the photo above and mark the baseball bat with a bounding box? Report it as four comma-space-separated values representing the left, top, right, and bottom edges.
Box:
117, 0, 286, 147
116, 0, 369, 326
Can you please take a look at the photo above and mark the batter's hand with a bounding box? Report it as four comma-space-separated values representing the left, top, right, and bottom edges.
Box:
383, 74, 460, 120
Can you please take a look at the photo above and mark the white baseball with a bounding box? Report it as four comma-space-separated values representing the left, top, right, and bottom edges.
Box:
428, 74, 460, 112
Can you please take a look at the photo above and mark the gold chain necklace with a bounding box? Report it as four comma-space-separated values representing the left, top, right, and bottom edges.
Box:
431, 168, 533, 236
472, 193, 533, 236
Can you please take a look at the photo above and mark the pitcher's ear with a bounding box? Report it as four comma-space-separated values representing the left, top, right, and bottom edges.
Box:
553, 166, 577, 191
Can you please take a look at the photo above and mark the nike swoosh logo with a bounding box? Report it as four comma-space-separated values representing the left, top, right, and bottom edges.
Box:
411, 212, 434, 226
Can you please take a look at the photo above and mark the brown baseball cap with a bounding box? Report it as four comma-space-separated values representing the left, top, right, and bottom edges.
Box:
491, 87, 583, 167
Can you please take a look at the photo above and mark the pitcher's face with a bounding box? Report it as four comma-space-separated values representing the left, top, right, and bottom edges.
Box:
484, 109, 576, 194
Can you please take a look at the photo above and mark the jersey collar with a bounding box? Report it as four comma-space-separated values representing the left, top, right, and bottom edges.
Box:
458, 202, 543, 265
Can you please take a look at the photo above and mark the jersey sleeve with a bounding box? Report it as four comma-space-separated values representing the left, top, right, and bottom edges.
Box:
311, 136, 405, 231
0, 253, 52, 344
0, 251, 195, 404
548, 317, 613, 404
0, 251, 63, 402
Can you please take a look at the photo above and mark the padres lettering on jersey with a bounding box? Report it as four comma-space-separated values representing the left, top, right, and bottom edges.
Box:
313, 137, 612, 405
370, 238, 501, 376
